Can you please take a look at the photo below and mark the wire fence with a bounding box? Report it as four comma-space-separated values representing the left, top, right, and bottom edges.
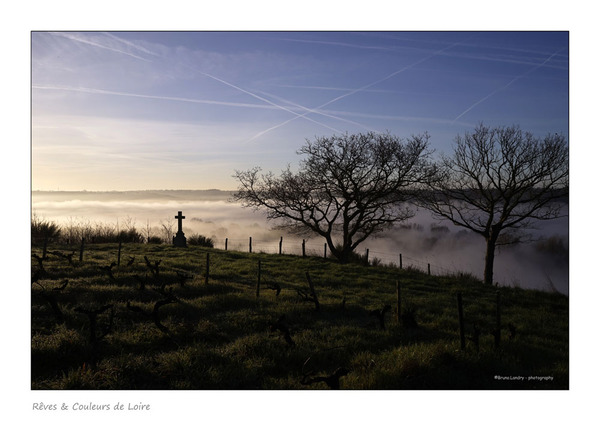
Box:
211, 236, 476, 279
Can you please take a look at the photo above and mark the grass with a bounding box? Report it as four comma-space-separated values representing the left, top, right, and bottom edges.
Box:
31, 242, 568, 390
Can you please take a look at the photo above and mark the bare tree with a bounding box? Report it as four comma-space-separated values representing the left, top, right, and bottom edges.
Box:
233, 132, 437, 263
160, 218, 175, 244
142, 219, 154, 243
418, 124, 568, 285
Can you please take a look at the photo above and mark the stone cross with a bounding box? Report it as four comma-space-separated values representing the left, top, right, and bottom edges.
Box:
173, 211, 187, 247
175, 211, 185, 233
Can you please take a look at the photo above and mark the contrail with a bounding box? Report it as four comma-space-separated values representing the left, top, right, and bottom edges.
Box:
250, 38, 470, 141
50, 32, 153, 62
453, 48, 566, 122
103, 32, 162, 58
68, 32, 340, 134
32, 85, 279, 110
253, 90, 381, 138
197, 71, 342, 135
271, 37, 397, 53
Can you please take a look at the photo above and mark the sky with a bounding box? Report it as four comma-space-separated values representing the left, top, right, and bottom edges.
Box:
31, 31, 569, 191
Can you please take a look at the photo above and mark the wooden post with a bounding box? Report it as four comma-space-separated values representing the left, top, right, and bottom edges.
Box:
495, 291, 501, 349
396, 280, 401, 324
305, 272, 320, 311
256, 260, 261, 298
399, 253, 402, 269
324, 243, 327, 259
225, 238, 228, 251
279, 237, 283, 255
117, 241, 122, 266
79, 237, 85, 262
302, 239, 306, 258
365, 249, 369, 265
205, 252, 210, 284
249, 237, 252, 253
457, 292, 466, 350
427, 263, 431, 276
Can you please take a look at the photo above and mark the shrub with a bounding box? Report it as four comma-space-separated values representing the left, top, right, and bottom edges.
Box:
188, 234, 215, 248
147, 236, 163, 244
117, 228, 144, 243
31, 215, 62, 247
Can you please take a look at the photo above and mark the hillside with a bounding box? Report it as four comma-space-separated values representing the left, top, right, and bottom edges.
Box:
31, 242, 568, 389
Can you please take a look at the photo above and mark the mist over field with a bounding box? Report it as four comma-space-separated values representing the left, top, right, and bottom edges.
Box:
32, 190, 568, 295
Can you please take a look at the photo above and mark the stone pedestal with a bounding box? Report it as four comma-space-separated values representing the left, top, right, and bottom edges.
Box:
173, 231, 187, 247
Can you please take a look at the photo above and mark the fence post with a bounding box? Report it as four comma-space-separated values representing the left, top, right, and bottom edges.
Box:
495, 291, 501, 349
279, 237, 283, 255
256, 260, 261, 298
428, 263, 431, 276
249, 237, 252, 253
225, 238, 228, 251
302, 239, 306, 258
399, 253, 402, 269
365, 249, 369, 265
457, 292, 466, 350
324, 243, 327, 259
79, 237, 85, 262
117, 241, 122, 266
396, 280, 401, 324
305, 272, 320, 311
205, 252, 210, 284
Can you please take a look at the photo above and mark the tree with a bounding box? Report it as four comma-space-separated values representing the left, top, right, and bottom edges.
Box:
418, 124, 568, 285
233, 132, 437, 263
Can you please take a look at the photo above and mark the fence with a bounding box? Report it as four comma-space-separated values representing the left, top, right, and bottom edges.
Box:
210, 236, 475, 279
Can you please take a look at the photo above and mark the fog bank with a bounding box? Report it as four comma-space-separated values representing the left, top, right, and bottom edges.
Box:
32, 190, 569, 295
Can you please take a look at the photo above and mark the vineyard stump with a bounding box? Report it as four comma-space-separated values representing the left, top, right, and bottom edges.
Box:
205, 252, 210, 284
79, 237, 85, 262
495, 291, 501, 349
256, 260, 261, 298
396, 280, 401, 324
457, 292, 466, 350
305, 272, 320, 311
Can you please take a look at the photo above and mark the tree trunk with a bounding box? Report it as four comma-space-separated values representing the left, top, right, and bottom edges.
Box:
483, 228, 500, 285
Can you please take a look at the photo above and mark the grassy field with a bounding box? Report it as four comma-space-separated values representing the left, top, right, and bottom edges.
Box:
31, 242, 568, 390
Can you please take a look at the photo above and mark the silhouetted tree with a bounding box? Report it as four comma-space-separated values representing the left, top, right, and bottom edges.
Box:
418, 124, 568, 285
233, 132, 437, 263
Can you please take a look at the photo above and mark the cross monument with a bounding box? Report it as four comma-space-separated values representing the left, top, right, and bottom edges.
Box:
173, 211, 187, 247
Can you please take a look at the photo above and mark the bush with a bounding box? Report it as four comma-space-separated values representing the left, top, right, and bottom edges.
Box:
117, 228, 144, 243
147, 236, 163, 244
188, 234, 215, 248
31, 215, 61, 247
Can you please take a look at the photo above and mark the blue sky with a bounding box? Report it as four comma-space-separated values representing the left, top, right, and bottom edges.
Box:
31, 31, 568, 191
